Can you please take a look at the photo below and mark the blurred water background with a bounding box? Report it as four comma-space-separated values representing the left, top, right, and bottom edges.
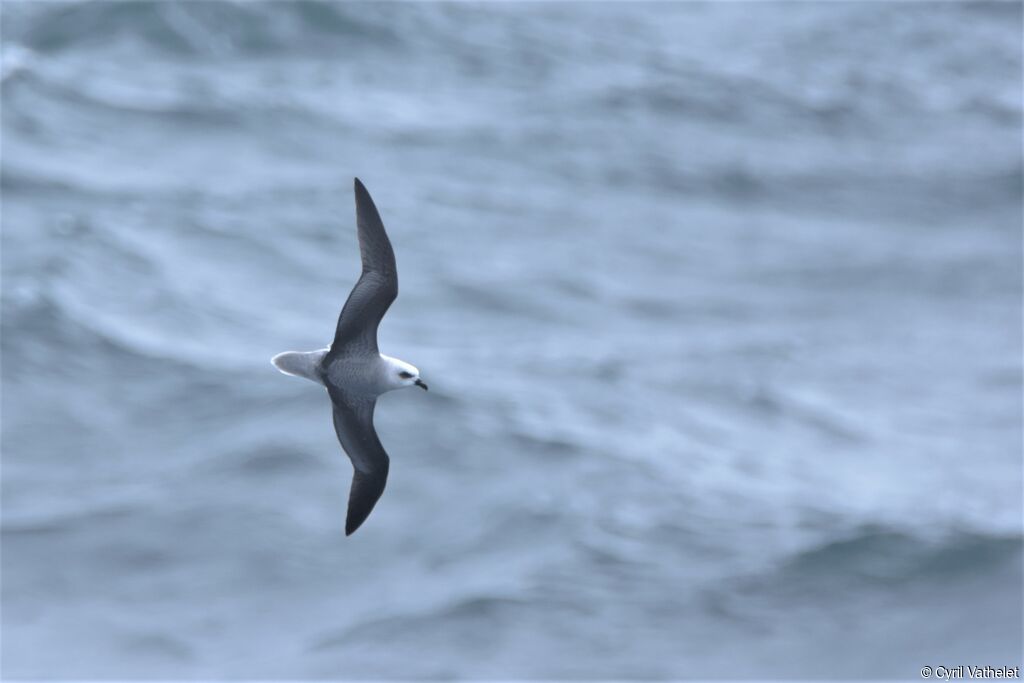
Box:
2, 1, 1022, 679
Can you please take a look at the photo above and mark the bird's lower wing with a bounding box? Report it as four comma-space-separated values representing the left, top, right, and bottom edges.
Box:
329, 392, 390, 535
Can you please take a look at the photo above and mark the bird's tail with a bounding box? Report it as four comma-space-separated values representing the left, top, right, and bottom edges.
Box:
271, 350, 326, 384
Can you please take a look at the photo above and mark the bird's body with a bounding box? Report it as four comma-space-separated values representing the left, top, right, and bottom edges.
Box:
271, 179, 427, 535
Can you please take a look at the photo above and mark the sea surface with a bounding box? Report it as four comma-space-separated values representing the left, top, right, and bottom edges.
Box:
2, 1, 1022, 679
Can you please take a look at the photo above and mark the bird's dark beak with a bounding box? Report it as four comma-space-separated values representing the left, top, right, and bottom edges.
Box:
415, 379, 428, 391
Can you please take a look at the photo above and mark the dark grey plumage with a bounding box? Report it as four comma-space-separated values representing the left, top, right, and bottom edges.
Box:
327, 178, 398, 358
329, 389, 389, 536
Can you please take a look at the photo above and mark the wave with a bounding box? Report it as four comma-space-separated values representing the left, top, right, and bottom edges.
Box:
1, 289, 234, 376
204, 442, 331, 478
7, 1, 399, 57
0, 165, 82, 196
3, 63, 343, 137
771, 525, 1023, 591
0, 502, 142, 539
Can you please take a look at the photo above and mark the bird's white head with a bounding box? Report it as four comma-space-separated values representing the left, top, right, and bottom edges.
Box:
381, 355, 428, 392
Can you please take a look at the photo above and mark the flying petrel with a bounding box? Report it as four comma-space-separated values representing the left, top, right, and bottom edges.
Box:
272, 178, 427, 535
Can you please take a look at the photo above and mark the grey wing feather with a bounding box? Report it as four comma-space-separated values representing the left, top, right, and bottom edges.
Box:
329, 178, 397, 357
329, 391, 390, 536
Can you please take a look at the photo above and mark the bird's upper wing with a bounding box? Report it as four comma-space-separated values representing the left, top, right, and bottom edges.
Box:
329, 389, 390, 536
328, 178, 398, 359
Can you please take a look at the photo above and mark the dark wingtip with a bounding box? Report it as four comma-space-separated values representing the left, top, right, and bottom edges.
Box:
353, 177, 374, 209
345, 502, 374, 536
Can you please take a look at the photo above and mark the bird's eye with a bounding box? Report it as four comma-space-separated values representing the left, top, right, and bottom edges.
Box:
398, 371, 413, 379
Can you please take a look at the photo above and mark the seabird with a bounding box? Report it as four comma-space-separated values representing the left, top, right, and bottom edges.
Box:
272, 178, 427, 535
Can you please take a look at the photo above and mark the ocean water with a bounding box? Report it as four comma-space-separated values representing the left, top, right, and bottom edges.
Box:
1, 1, 1022, 679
